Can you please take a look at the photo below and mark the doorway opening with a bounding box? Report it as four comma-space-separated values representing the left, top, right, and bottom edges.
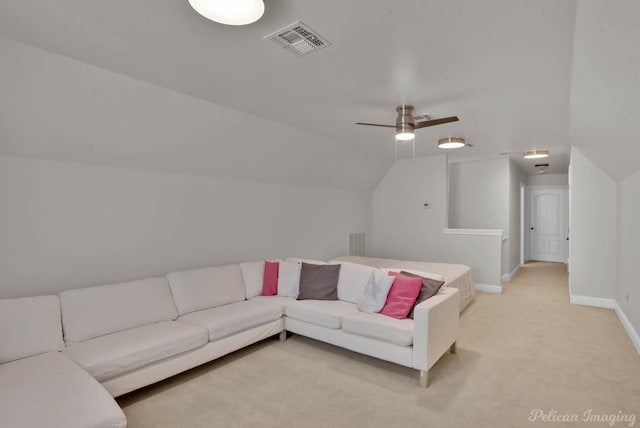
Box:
522, 184, 569, 265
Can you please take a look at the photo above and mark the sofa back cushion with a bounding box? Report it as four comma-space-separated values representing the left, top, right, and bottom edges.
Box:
60, 277, 178, 344
0, 295, 64, 363
333, 262, 377, 304
167, 265, 246, 316
239, 261, 265, 299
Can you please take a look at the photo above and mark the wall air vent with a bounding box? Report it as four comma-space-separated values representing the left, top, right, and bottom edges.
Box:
263, 21, 330, 57
349, 232, 366, 257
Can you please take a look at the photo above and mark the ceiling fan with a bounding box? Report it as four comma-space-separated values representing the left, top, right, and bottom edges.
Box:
356, 105, 459, 141
356, 105, 461, 161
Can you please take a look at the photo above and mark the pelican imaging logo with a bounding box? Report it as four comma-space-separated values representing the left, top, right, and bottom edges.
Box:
528, 409, 636, 426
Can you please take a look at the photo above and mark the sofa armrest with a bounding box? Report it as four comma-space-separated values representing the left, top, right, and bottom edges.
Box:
412, 287, 460, 371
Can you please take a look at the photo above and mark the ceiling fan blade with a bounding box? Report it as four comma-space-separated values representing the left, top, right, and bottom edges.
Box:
414, 116, 459, 129
355, 122, 396, 128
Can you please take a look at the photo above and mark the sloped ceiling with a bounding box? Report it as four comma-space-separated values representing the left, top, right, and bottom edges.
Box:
0, 1, 584, 190
570, 0, 640, 181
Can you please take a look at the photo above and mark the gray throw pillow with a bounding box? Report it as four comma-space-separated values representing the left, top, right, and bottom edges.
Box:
297, 262, 341, 300
402, 270, 445, 319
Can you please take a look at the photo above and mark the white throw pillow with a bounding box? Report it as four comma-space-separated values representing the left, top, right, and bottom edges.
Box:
277, 261, 302, 298
334, 262, 377, 303
239, 261, 265, 299
357, 270, 395, 313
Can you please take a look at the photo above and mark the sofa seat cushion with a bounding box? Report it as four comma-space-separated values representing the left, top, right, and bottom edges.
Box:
178, 300, 282, 341
285, 300, 358, 329
64, 321, 208, 382
342, 312, 414, 346
0, 352, 126, 428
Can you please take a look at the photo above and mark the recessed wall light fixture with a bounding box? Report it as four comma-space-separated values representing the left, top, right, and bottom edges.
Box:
438, 137, 466, 149
523, 149, 549, 159
188, 0, 265, 25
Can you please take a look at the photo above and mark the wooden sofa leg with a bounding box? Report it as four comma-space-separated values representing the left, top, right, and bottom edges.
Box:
279, 330, 287, 342
450, 341, 457, 354
419, 370, 429, 388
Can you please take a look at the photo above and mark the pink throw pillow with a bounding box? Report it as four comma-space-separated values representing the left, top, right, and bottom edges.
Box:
262, 261, 279, 296
379, 272, 423, 319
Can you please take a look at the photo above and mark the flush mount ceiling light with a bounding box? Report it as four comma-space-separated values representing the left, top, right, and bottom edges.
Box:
524, 149, 549, 159
188, 0, 265, 25
535, 163, 549, 174
438, 137, 466, 149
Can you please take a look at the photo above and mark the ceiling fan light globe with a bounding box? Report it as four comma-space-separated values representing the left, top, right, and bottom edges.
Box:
188, 0, 265, 25
396, 132, 415, 141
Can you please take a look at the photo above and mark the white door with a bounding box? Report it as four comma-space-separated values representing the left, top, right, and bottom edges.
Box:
529, 187, 568, 262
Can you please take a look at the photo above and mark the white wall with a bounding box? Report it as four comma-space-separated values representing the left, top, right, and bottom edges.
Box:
372, 155, 502, 287
527, 173, 569, 186
569, 147, 616, 300
508, 160, 527, 276
448, 158, 524, 277
0, 156, 371, 298
616, 168, 640, 337
448, 158, 509, 229
373, 156, 448, 261
0, 37, 375, 299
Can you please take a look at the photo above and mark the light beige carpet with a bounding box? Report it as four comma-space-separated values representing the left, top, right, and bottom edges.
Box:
118, 262, 640, 427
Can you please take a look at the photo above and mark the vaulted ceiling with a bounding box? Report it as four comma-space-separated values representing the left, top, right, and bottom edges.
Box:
0, 0, 637, 191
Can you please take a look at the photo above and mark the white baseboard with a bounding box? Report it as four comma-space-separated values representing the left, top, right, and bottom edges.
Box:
474, 283, 503, 294
569, 294, 616, 309
501, 264, 521, 283
614, 303, 640, 356
569, 296, 640, 356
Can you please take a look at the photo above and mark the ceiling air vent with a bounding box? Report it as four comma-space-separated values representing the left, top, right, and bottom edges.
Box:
264, 21, 330, 57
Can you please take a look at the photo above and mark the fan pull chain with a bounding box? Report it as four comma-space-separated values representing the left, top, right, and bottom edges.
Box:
412, 138, 415, 164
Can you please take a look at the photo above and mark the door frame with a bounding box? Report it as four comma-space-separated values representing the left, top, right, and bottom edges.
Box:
520, 182, 526, 266
523, 184, 569, 263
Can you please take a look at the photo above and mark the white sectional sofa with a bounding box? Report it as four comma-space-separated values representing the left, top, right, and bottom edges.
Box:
60, 265, 284, 398
0, 295, 127, 428
0, 259, 460, 427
